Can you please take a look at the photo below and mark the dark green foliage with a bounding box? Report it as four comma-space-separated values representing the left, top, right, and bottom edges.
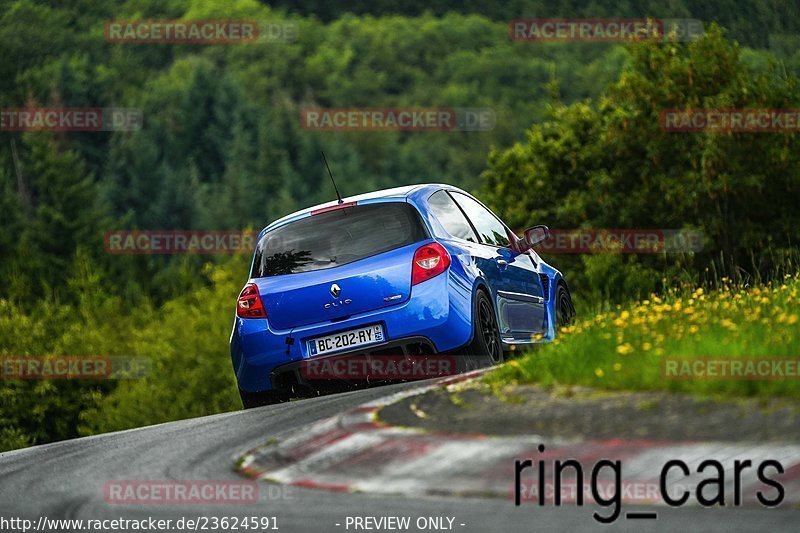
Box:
481, 26, 800, 307
264, 0, 799, 49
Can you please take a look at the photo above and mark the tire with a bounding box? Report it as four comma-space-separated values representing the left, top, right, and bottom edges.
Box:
555, 283, 576, 327
460, 290, 504, 364
239, 388, 288, 409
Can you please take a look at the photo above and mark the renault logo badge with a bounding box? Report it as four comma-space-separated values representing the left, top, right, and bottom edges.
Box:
330, 284, 341, 298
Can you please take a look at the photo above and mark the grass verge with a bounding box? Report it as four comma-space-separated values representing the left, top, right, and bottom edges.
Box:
486, 274, 800, 398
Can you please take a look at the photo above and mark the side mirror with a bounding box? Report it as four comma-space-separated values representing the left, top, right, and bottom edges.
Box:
522, 225, 550, 251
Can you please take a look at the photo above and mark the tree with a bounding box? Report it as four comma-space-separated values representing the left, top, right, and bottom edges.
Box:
16, 133, 104, 300
481, 25, 800, 298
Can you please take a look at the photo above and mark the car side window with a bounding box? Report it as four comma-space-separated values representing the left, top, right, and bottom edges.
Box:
428, 190, 479, 243
451, 192, 511, 247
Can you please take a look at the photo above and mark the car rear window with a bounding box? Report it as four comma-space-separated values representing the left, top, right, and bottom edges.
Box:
251, 202, 429, 278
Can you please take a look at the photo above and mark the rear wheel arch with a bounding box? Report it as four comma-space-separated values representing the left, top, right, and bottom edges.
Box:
472, 281, 494, 326
474, 282, 491, 300
456, 284, 503, 363
555, 279, 576, 326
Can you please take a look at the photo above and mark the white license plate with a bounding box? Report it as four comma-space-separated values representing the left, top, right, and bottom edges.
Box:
309, 324, 384, 356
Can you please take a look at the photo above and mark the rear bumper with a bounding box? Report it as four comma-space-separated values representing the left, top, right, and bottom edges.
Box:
231, 272, 473, 393
270, 336, 436, 394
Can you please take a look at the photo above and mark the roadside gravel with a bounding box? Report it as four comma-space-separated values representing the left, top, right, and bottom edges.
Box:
378, 381, 800, 441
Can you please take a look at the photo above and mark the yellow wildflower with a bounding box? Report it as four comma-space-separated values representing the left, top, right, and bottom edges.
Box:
616, 343, 634, 355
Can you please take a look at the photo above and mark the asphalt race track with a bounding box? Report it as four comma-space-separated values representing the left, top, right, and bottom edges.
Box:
0, 381, 797, 533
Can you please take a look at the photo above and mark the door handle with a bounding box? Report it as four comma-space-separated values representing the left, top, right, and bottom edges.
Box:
496, 259, 508, 267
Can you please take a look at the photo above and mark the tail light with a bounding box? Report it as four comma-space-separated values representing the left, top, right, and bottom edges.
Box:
237, 283, 266, 318
411, 242, 451, 286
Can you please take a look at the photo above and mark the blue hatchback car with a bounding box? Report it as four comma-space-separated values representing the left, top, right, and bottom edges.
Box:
230, 184, 574, 407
